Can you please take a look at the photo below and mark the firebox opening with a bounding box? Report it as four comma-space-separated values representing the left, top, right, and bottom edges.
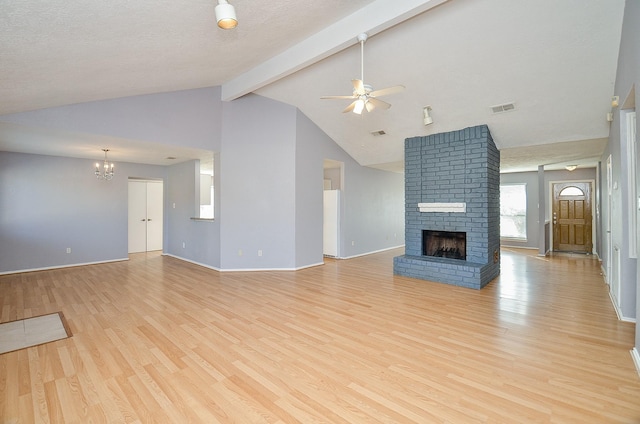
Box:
422, 230, 466, 260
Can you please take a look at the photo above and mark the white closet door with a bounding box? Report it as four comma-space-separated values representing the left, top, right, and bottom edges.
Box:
128, 180, 164, 253
145, 182, 163, 251
128, 181, 148, 253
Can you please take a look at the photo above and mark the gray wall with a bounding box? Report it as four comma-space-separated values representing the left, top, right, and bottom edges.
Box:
500, 168, 597, 251
295, 109, 405, 261
0, 152, 166, 273
602, 0, 639, 346
165, 159, 221, 269
0, 87, 222, 151
0, 89, 405, 274
219, 94, 298, 270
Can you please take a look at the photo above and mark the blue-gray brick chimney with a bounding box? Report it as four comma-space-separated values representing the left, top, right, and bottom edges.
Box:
393, 125, 500, 289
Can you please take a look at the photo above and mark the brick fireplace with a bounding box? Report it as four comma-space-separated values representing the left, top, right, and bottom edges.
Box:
393, 125, 500, 289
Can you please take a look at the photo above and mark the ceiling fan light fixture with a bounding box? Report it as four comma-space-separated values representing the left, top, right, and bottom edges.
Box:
320, 32, 404, 114
215, 0, 237, 29
353, 99, 366, 115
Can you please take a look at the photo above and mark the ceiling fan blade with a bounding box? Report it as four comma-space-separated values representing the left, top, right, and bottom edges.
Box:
369, 85, 405, 97
367, 97, 391, 110
342, 101, 358, 113
320, 95, 356, 100
365, 100, 376, 113
352, 79, 365, 95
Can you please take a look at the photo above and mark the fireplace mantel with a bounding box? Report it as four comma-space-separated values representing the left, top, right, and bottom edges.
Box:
418, 202, 466, 213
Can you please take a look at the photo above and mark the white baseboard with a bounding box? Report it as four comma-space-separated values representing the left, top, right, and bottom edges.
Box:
607, 291, 636, 323
0, 258, 129, 276
631, 348, 640, 377
163, 253, 325, 272
501, 245, 538, 250
601, 264, 609, 284
162, 253, 221, 271
341, 244, 405, 260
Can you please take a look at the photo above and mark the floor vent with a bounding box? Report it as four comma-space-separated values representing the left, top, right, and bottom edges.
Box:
491, 102, 516, 113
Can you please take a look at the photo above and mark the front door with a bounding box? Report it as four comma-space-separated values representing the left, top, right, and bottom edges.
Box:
552, 181, 593, 253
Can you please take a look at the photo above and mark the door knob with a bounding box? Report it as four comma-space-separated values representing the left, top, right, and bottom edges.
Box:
147, 218, 152, 221
141, 218, 146, 221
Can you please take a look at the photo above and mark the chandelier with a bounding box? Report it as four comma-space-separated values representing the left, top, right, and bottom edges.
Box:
95, 149, 114, 180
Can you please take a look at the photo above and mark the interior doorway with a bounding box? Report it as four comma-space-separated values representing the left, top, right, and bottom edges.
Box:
128, 179, 163, 253
323, 159, 343, 258
552, 181, 593, 253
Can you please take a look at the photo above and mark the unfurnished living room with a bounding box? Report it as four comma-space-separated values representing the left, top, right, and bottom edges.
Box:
1, 1, 639, 423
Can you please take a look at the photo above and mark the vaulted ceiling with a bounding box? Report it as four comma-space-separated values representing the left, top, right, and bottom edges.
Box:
0, 0, 626, 172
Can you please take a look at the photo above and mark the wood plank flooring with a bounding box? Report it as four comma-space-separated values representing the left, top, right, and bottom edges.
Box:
1, 248, 639, 423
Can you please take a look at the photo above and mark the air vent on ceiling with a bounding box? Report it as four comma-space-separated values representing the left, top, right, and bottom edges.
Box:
491, 102, 516, 114
371, 130, 386, 136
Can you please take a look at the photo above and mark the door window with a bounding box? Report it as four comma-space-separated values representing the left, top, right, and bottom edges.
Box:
559, 186, 584, 196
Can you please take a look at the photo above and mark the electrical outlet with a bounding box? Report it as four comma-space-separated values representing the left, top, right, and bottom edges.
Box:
238, 249, 243, 256
182, 242, 186, 248
66, 248, 71, 254
258, 250, 262, 257
351, 241, 355, 246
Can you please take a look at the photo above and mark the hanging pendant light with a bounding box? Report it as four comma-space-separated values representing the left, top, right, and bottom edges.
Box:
215, 0, 237, 29
95, 149, 115, 180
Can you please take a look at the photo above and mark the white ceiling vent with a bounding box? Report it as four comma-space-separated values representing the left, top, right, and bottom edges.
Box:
371, 130, 386, 136
491, 102, 516, 114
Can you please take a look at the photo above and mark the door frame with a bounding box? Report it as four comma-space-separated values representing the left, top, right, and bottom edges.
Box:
548, 179, 596, 254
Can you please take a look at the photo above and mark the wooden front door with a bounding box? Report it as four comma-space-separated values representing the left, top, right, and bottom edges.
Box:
552, 182, 593, 253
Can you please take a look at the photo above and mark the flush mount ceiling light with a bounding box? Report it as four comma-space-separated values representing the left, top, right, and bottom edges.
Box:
95, 149, 114, 180
215, 0, 237, 29
565, 165, 578, 172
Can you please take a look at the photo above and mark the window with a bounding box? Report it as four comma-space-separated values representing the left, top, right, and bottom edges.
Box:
500, 184, 527, 240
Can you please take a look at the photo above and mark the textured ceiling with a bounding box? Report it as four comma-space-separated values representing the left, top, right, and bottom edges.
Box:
0, 0, 626, 172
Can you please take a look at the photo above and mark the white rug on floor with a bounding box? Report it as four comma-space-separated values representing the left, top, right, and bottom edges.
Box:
0, 312, 72, 354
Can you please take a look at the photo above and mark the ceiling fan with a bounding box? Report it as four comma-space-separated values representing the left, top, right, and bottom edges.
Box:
321, 33, 405, 114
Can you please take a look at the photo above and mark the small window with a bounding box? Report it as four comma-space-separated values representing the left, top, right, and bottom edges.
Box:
559, 186, 584, 196
500, 184, 527, 240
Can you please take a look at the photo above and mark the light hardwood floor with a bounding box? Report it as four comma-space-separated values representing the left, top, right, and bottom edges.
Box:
1, 248, 639, 423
